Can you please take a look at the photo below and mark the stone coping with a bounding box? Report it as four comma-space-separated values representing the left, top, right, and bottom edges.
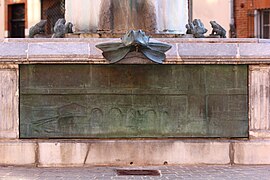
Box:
0, 38, 270, 64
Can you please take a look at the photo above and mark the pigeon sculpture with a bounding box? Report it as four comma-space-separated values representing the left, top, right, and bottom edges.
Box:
29, 20, 47, 38
52, 18, 66, 38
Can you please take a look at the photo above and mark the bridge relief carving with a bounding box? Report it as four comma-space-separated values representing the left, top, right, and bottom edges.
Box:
20, 65, 248, 138
22, 100, 186, 137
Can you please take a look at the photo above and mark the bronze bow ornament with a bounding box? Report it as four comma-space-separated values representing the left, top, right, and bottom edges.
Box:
96, 30, 172, 64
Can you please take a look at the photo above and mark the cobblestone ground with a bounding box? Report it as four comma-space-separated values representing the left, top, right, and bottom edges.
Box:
0, 165, 270, 180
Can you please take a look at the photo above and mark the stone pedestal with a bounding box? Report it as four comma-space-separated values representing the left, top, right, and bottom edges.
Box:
0, 38, 270, 166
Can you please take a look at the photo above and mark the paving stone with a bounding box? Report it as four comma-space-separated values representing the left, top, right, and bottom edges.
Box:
0, 165, 270, 179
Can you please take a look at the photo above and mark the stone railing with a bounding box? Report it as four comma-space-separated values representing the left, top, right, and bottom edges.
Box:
0, 38, 270, 166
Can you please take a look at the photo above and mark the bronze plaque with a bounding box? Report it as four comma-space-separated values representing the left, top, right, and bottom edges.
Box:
20, 65, 248, 138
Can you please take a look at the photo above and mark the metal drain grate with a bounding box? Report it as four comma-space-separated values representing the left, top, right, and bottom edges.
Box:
116, 169, 161, 176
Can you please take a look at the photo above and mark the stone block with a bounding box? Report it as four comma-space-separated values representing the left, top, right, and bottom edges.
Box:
249, 130, 270, 139
28, 42, 89, 61
177, 43, 237, 58
89, 38, 119, 60
85, 141, 230, 166
164, 43, 178, 60
234, 141, 270, 164
0, 142, 36, 165
258, 39, 270, 43
239, 43, 270, 58
38, 142, 89, 167
0, 42, 27, 60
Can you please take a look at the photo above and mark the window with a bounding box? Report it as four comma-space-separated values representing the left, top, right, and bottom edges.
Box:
257, 9, 270, 39
8, 3, 25, 38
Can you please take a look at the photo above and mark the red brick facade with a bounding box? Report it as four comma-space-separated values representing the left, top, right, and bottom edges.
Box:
234, 0, 270, 38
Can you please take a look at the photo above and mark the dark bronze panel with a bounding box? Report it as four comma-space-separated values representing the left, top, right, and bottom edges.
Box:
20, 65, 248, 138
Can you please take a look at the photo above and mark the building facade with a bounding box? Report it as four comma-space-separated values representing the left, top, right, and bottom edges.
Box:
3, 0, 189, 37
3, 0, 270, 38
234, 0, 270, 38
3, 0, 65, 37
0, 0, 4, 38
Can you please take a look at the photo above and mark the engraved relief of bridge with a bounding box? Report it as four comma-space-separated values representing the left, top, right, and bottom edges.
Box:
20, 65, 248, 138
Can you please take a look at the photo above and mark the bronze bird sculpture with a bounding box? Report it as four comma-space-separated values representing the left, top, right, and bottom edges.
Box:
96, 30, 172, 64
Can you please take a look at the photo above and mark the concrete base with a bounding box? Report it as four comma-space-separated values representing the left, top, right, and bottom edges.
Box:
0, 140, 269, 167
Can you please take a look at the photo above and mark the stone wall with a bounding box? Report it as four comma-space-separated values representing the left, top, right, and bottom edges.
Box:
0, 38, 270, 166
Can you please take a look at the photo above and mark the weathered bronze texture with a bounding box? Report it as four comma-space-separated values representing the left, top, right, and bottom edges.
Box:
52, 19, 74, 38
186, 19, 208, 38
52, 18, 66, 38
210, 21, 227, 38
20, 65, 248, 138
29, 20, 47, 38
96, 30, 172, 64
65, 22, 73, 34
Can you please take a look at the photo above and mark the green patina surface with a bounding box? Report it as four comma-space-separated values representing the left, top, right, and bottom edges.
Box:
20, 64, 248, 138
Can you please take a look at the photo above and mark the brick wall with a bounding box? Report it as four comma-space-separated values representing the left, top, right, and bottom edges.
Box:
234, 0, 270, 38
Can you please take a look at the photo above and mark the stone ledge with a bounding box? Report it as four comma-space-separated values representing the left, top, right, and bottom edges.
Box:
0, 140, 231, 167
0, 38, 270, 64
249, 130, 270, 139
0, 42, 28, 60
0, 132, 18, 139
85, 141, 230, 166
1, 140, 270, 166
234, 141, 270, 165
239, 43, 270, 58
0, 142, 36, 165
28, 42, 90, 61
38, 143, 88, 167
3, 38, 259, 43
